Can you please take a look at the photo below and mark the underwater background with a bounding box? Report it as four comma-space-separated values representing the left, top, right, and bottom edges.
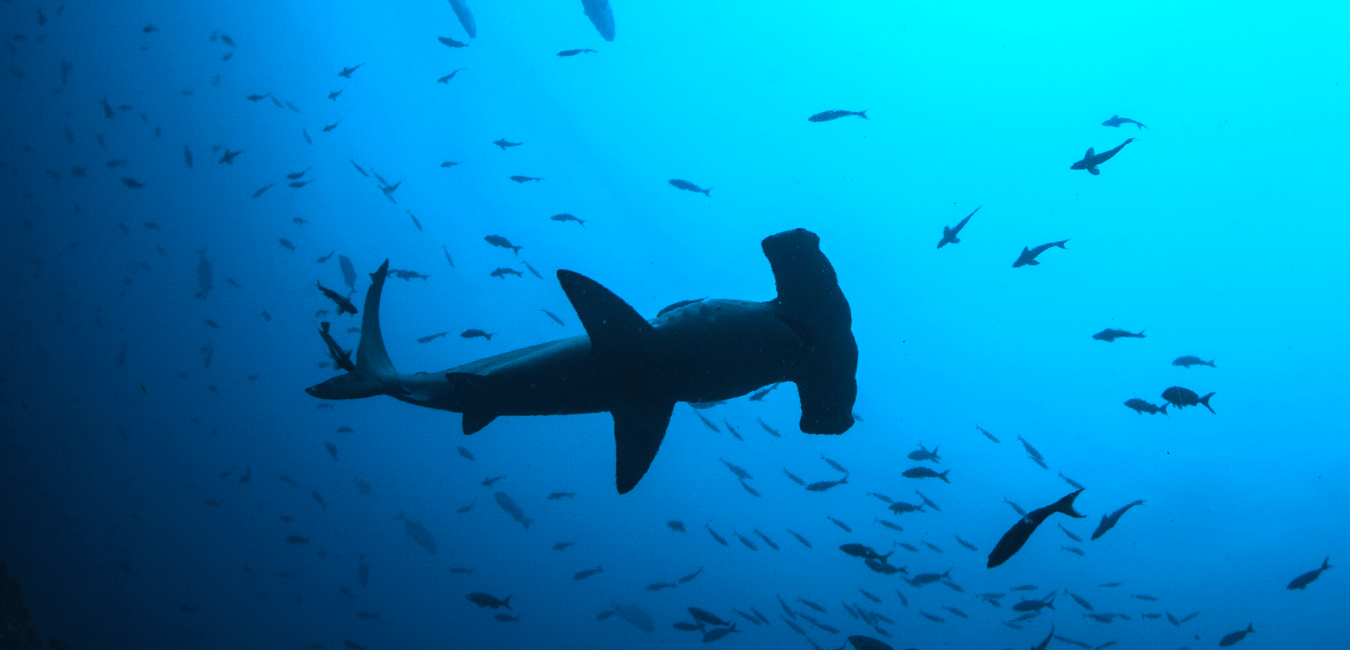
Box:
1, 0, 1347, 648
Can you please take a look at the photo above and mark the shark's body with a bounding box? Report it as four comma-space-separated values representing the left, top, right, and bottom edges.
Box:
1070, 138, 1135, 175
307, 229, 857, 493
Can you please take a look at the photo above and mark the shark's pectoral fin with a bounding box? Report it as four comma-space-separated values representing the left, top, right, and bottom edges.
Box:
556, 270, 654, 356
612, 400, 676, 494
1088, 166, 1100, 175
461, 411, 498, 435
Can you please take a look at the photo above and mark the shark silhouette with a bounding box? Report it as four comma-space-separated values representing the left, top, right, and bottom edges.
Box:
306, 228, 858, 493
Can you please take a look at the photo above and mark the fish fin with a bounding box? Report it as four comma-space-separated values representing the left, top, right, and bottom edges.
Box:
456, 403, 498, 435
1088, 166, 1100, 175
1085, 147, 1095, 158
306, 261, 399, 400
761, 229, 857, 435
1054, 488, 1087, 518
1026, 259, 1039, 265
1199, 392, 1216, 414
611, 400, 676, 494
556, 270, 653, 357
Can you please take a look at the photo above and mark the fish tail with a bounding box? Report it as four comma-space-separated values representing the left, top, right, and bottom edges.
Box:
504, 595, 512, 609
1055, 239, 1070, 248
858, 110, 868, 119
1054, 488, 1087, 518
523, 518, 534, 529
1199, 392, 1216, 414
1324, 556, 1332, 570
1159, 403, 1168, 416
306, 261, 401, 400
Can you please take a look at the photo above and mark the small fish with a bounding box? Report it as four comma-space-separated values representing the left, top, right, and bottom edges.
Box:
734, 531, 758, 550
919, 609, 945, 623
461, 329, 493, 341
509, 175, 543, 183
1130, 594, 1158, 602
954, 535, 978, 551
876, 518, 903, 532
1059, 523, 1082, 542
218, 148, 242, 164
1172, 355, 1216, 369
546, 491, 576, 500
552, 541, 573, 551
312, 491, 327, 508
438, 36, 468, 48
1070, 138, 1135, 175
550, 213, 586, 226
1093, 326, 1147, 343
1005, 498, 1027, 516
246, 92, 272, 102
122, 177, 145, 189
758, 419, 781, 437
808, 109, 868, 122
646, 581, 677, 591
352, 478, 372, 494
1161, 386, 1216, 413
1218, 624, 1254, 647
937, 206, 979, 248
523, 261, 543, 279
290, 179, 314, 189
278, 475, 297, 487
1062, 546, 1085, 556
437, 68, 467, 83
1101, 114, 1147, 130
902, 467, 949, 482
941, 605, 968, 619
441, 245, 456, 268
338, 63, 363, 78
821, 455, 849, 473
739, 480, 760, 497
482, 476, 506, 487
302, 128, 312, 145
418, 332, 448, 343
1059, 472, 1085, 489
668, 520, 686, 533
668, 178, 710, 196
285, 535, 309, 545
706, 524, 729, 546
787, 529, 812, 548
1013, 239, 1069, 267
572, 565, 603, 580
915, 490, 941, 511
827, 516, 852, 532
328, 89, 343, 101
805, 475, 848, 492
441, 161, 460, 167
1287, 556, 1333, 590
557, 48, 597, 56
493, 139, 523, 150
922, 541, 943, 553
322, 120, 341, 132
541, 309, 564, 326
490, 267, 523, 279
325, 442, 338, 460
753, 529, 778, 550
678, 567, 703, 583
252, 183, 275, 198
1092, 500, 1145, 540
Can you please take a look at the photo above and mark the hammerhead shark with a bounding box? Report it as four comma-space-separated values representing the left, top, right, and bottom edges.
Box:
306, 229, 858, 493
1070, 138, 1135, 175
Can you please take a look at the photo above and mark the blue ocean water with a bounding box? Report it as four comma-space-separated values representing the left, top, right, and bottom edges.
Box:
1, 1, 1347, 648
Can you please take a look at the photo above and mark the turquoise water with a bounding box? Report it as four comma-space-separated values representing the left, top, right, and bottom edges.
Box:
2, 1, 1346, 648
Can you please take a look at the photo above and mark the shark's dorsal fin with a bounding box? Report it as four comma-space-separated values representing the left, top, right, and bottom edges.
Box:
612, 400, 676, 494
1085, 147, 1095, 159
556, 270, 653, 356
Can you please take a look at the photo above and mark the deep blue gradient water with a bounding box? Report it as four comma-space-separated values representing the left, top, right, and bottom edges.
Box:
2, 1, 1347, 649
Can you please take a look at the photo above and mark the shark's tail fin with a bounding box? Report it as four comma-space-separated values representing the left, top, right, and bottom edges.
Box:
1053, 488, 1087, 518
761, 229, 857, 435
1159, 402, 1168, 416
306, 260, 400, 400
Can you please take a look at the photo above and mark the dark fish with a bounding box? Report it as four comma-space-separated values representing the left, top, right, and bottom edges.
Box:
1218, 624, 1254, 647
1013, 239, 1069, 267
689, 606, 731, 627
323, 120, 341, 132
987, 489, 1086, 568
976, 425, 1000, 442
1172, 355, 1216, 369
437, 68, 467, 83
915, 490, 941, 511
328, 89, 343, 101
467, 592, 511, 609
753, 529, 778, 550
954, 535, 977, 551
290, 179, 315, 189
902, 467, 949, 482
442, 245, 456, 268
493, 139, 523, 150
509, 175, 542, 183
1093, 328, 1145, 342
547, 491, 576, 500
122, 177, 145, 188
279, 476, 297, 487
868, 491, 894, 504
1059, 472, 1085, 489
759, 419, 781, 437
1092, 500, 1145, 540
302, 128, 312, 144
338, 63, 364, 78
1130, 593, 1158, 601
286, 535, 309, 544
734, 531, 758, 550
706, 524, 729, 546
1059, 523, 1082, 542
438, 35, 468, 48
418, 332, 448, 343
1071, 138, 1134, 175
806, 475, 848, 492
312, 491, 327, 508
937, 206, 979, 248
848, 635, 892, 650
1102, 115, 1147, 130
672, 621, 705, 631
694, 412, 721, 433
557, 48, 597, 56
461, 329, 493, 341
252, 183, 275, 198
748, 382, 781, 401
218, 148, 242, 164
1062, 546, 1084, 555
317, 282, 358, 315
918, 609, 945, 622
552, 541, 573, 550
246, 92, 272, 102
668, 520, 686, 533
646, 581, 677, 591
668, 179, 710, 196
808, 109, 868, 122
888, 501, 923, 514
447, 0, 476, 37
523, 261, 543, 279
494, 491, 533, 528
907, 443, 940, 462
678, 567, 703, 583
326, 442, 338, 460
1161, 386, 1215, 413
353, 478, 371, 494
827, 516, 852, 532
923, 541, 944, 553
395, 511, 438, 554
1005, 498, 1027, 516
1287, 556, 1333, 590
821, 455, 849, 473
572, 565, 603, 580
490, 267, 523, 278
550, 213, 586, 227
876, 518, 903, 532
541, 309, 565, 326
787, 529, 812, 548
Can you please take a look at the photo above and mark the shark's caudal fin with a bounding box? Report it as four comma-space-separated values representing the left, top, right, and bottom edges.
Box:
306, 260, 400, 400
1052, 488, 1087, 518
557, 269, 673, 494
761, 229, 857, 434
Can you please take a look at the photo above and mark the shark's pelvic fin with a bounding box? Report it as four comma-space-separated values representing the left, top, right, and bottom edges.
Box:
556, 270, 653, 357
760, 229, 857, 435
